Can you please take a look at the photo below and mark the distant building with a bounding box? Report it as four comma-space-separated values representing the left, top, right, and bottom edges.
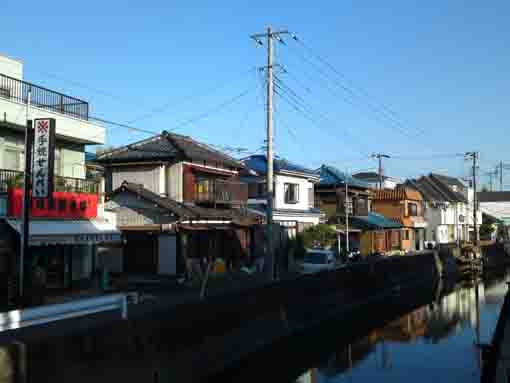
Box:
352, 171, 400, 190
477, 191, 510, 225
406, 174, 469, 245
240, 155, 321, 237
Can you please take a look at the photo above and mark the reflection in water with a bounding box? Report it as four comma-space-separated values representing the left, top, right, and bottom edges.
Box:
297, 272, 509, 383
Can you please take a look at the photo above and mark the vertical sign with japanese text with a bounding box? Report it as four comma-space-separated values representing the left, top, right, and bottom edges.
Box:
32, 118, 55, 198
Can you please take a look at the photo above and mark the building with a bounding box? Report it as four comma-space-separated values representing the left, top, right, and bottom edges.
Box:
240, 155, 321, 237
431, 174, 482, 242
406, 174, 469, 245
352, 171, 400, 190
0, 54, 118, 301
371, 187, 427, 251
96, 131, 259, 276
477, 191, 510, 226
315, 165, 403, 255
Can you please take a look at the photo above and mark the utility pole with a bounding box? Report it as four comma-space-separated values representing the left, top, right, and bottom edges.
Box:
466, 151, 479, 246
371, 153, 391, 189
250, 26, 290, 280
345, 172, 349, 253
500, 161, 504, 191
20, 89, 32, 301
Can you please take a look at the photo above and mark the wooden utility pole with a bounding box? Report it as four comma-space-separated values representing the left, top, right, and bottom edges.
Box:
371, 153, 390, 189
250, 26, 289, 279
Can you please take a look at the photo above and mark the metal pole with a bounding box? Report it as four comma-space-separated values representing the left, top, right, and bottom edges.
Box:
20, 89, 32, 300
266, 26, 275, 280
472, 152, 479, 246
345, 172, 349, 253
501, 161, 504, 191
378, 155, 383, 189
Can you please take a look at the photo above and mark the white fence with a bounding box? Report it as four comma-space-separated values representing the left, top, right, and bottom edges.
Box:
0, 294, 127, 332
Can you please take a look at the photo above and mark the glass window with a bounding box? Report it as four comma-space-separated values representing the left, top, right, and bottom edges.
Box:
405, 230, 410, 240
308, 187, 314, 208
284, 183, 299, 203
408, 202, 418, 216
4, 148, 22, 171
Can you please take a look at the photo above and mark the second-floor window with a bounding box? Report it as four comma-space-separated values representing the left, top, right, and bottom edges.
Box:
408, 202, 418, 217
284, 183, 299, 204
308, 187, 314, 208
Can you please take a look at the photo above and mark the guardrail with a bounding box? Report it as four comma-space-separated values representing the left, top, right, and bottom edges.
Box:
0, 294, 127, 332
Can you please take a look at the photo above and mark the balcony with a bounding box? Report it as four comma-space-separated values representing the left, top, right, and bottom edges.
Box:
194, 179, 248, 205
0, 169, 99, 194
0, 73, 89, 121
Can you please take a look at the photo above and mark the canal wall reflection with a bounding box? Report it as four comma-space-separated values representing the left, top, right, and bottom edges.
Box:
298, 271, 510, 383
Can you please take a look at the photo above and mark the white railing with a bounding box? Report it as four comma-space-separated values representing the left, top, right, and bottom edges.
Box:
0, 294, 127, 332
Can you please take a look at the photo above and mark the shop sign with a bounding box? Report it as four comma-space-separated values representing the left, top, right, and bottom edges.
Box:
73, 233, 121, 244
32, 118, 56, 198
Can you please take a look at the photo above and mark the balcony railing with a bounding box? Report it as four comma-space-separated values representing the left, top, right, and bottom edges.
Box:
194, 179, 248, 205
0, 73, 89, 121
0, 169, 99, 194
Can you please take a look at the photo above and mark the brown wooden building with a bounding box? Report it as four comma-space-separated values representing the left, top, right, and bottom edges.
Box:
371, 187, 427, 252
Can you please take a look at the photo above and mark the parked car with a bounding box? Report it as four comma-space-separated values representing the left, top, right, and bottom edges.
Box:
300, 249, 336, 274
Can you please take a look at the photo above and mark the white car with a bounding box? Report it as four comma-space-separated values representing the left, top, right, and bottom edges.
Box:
300, 249, 337, 274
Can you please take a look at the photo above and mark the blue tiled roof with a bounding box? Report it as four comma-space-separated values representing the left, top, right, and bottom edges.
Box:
350, 212, 402, 230
317, 165, 370, 189
242, 155, 317, 177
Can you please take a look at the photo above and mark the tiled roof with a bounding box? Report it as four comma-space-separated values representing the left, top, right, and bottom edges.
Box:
406, 175, 467, 203
478, 192, 510, 203
430, 173, 466, 190
317, 165, 370, 189
371, 187, 422, 201
109, 181, 249, 220
241, 155, 318, 178
96, 131, 243, 169
352, 171, 395, 182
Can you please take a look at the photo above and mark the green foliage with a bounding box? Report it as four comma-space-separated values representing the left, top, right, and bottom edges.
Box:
6, 174, 23, 189
301, 224, 337, 249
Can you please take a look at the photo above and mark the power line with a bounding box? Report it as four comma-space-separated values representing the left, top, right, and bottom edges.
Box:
293, 37, 418, 131
127, 67, 257, 124
282, 42, 430, 144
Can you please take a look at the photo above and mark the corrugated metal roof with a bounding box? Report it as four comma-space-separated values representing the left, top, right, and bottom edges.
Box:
241, 155, 317, 177
349, 212, 402, 230
317, 165, 370, 188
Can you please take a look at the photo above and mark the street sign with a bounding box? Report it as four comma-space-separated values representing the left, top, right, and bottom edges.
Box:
32, 118, 55, 198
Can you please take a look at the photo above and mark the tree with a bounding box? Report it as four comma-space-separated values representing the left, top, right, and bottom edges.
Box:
301, 224, 337, 249
480, 212, 499, 239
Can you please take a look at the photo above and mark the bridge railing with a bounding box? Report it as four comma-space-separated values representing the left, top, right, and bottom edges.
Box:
0, 294, 127, 332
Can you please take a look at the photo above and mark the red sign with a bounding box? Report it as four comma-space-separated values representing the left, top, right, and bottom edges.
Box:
7, 188, 98, 218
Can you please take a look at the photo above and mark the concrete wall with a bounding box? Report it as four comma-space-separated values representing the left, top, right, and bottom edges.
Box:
111, 165, 162, 194
274, 174, 314, 211
0, 99, 104, 145
0, 129, 86, 178
166, 162, 183, 202
0, 55, 23, 80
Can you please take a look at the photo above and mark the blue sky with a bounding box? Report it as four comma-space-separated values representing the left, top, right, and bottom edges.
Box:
2, 1, 509, 186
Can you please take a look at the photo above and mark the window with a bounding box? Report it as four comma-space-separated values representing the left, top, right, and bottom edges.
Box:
284, 183, 299, 204
4, 147, 23, 171
355, 198, 367, 215
408, 202, 418, 217
405, 230, 410, 240
308, 187, 314, 208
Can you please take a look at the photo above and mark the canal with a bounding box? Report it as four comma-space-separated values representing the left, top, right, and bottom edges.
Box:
213, 270, 509, 383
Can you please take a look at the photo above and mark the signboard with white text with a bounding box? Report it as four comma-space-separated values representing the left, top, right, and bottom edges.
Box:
32, 118, 55, 198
